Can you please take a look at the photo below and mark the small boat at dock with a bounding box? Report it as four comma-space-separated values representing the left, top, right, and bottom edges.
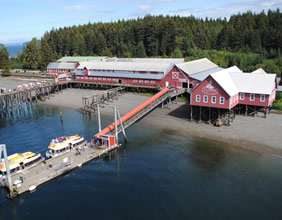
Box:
45, 135, 87, 159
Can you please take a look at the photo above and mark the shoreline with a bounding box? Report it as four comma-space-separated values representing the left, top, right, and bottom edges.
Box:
38, 88, 282, 157
1, 77, 281, 157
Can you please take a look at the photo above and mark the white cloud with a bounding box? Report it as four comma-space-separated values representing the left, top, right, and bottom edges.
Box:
63, 5, 85, 11
168, 0, 282, 19
138, 4, 152, 12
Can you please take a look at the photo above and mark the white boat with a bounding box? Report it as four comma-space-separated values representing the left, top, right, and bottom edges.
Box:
45, 135, 87, 159
0, 152, 44, 181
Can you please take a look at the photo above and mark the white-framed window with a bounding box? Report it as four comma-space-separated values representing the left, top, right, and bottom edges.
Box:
85, 77, 88, 80
220, 97, 224, 104
77, 76, 80, 79
145, 80, 149, 84
196, 95, 200, 102
240, 93, 245, 100
108, 78, 111, 81
212, 96, 216, 104
94, 77, 97, 80
103, 78, 106, 81
139, 80, 143, 83
98, 78, 102, 80
260, 94, 265, 102
133, 80, 138, 83
203, 95, 208, 103
250, 94, 255, 101
150, 81, 155, 84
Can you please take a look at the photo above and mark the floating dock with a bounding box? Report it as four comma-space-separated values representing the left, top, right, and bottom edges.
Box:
9, 143, 118, 198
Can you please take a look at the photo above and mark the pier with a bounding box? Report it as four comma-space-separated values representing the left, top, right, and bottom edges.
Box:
81, 87, 126, 113
1, 87, 185, 199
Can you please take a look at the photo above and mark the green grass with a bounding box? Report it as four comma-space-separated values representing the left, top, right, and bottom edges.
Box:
273, 92, 282, 112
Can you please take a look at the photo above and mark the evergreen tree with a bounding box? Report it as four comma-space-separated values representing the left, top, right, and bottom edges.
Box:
0, 46, 10, 76
24, 38, 39, 69
135, 42, 146, 57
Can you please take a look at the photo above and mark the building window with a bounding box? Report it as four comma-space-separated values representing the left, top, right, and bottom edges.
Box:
103, 78, 106, 81
98, 78, 102, 80
240, 93, 245, 100
203, 95, 208, 103
139, 80, 143, 83
220, 97, 224, 104
212, 96, 216, 104
151, 81, 155, 84
145, 80, 149, 84
260, 94, 265, 102
133, 80, 138, 83
250, 94, 255, 101
94, 77, 97, 80
108, 78, 111, 81
196, 95, 200, 102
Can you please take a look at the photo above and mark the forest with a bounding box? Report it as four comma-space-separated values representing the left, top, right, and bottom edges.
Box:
1, 9, 281, 76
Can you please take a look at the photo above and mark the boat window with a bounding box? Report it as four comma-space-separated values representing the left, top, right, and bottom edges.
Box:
52, 150, 55, 153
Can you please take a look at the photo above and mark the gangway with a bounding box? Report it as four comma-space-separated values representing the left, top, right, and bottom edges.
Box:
94, 87, 185, 139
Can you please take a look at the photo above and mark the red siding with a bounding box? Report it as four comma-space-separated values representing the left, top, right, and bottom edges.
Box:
76, 76, 160, 87
191, 76, 231, 109
160, 66, 188, 87
238, 93, 270, 107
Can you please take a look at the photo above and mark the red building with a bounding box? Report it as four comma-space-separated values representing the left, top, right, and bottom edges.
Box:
190, 67, 277, 122
75, 58, 219, 89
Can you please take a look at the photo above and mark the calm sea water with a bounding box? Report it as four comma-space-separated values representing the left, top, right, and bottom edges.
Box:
0, 104, 282, 219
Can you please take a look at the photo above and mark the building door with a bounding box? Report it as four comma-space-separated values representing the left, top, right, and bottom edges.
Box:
165, 81, 169, 87
118, 79, 122, 84
182, 82, 188, 88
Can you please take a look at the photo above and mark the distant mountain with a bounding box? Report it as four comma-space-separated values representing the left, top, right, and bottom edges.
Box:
0, 43, 4, 48
6, 44, 23, 57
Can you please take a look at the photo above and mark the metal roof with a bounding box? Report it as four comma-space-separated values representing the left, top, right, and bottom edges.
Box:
77, 61, 172, 73
189, 67, 224, 81
87, 71, 163, 80
106, 58, 184, 64
58, 56, 106, 62
251, 68, 267, 74
210, 70, 239, 97
47, 62, 76, 70
229, 72, 276, 95
176, 58, 218, 75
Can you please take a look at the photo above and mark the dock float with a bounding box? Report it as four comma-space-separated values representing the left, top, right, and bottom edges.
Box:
8, 144, 118, 198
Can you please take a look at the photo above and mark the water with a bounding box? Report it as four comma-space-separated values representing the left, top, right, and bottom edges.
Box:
0, 105, 282, 219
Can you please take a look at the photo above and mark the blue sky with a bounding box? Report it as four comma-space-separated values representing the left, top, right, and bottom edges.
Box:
0, 0, 281, 45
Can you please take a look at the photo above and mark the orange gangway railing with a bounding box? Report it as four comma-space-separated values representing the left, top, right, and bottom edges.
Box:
94, 87, 169, 138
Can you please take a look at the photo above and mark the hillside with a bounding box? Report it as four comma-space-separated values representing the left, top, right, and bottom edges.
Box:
9, 9, 282, 75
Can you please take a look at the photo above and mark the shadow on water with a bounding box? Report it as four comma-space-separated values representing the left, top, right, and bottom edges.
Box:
187, 138, 226, 170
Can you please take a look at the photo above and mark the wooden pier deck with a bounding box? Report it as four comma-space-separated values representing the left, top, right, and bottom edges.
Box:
9, 144, 118, 198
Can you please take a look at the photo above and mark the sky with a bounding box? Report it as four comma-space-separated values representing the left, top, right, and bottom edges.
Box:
0, 0, 281, 45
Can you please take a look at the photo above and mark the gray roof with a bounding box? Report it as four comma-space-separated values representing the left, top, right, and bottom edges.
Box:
176, 58, 218, 75
189, 67, 224, 81
87, 71, 163, 80
77, 61, 172, 73
106, 58, 185, 64
47, 62, 76, 70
